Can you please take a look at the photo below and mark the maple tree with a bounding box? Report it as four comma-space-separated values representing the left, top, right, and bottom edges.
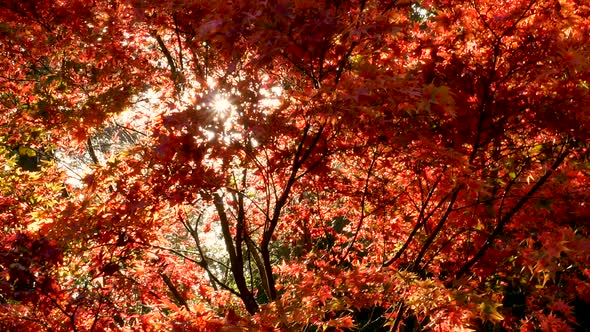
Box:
1, 0, 589, 330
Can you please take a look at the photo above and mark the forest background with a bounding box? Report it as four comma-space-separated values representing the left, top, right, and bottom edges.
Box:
1, 0, 589, 331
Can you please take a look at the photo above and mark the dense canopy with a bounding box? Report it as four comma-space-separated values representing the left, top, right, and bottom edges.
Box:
1, 0, 589, 330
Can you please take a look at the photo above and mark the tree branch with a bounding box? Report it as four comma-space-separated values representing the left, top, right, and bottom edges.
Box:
383, 178, 449, 267
214, 193, 259, 314
158, 271, 190, 311
454, 140, 571, 281
340, 147, 379, 262
411, 186, 462, 271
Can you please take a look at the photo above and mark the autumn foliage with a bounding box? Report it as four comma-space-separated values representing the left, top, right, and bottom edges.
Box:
1, 0, 589, 330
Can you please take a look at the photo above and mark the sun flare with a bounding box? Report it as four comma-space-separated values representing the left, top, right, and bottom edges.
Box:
212, 94, 233, 113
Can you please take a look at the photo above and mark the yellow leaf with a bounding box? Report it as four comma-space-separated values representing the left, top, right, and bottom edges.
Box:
478, 301, 504, 322
18, 146, 37, 157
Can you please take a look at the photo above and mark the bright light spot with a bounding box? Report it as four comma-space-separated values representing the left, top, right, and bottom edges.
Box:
204, 129, 216, 141
206, 76, 217, 89
260, 85, 283, 109
250, 137, 259, 148
270, 86, 283, 95
212, 95, 232, 113
411, 3, 434, 21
